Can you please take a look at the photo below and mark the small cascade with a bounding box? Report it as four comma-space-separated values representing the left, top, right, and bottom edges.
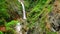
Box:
15, 22, 22, 34
18, 0, 26, 19
15, 0, 27, 34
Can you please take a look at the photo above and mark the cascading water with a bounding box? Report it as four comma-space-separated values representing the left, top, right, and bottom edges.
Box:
18, 0, 26, 19
15, 0, 27, 34
15, 22, 22, 34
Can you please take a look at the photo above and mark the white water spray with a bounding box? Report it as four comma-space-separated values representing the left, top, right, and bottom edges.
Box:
15, 22, 22, 34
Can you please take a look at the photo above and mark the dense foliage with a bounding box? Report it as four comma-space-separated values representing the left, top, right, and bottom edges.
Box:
0, 0, 57, 34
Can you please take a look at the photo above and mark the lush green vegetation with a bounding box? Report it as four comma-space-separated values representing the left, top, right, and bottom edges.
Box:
0, 0, 57, 34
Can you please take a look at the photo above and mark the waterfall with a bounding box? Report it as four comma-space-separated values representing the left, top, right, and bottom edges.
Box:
15, 0, 27, 34
18, 0, 26, 19
21, 2, 26, 19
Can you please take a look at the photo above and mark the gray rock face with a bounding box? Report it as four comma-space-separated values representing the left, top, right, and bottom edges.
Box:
48, 0, 60, 32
